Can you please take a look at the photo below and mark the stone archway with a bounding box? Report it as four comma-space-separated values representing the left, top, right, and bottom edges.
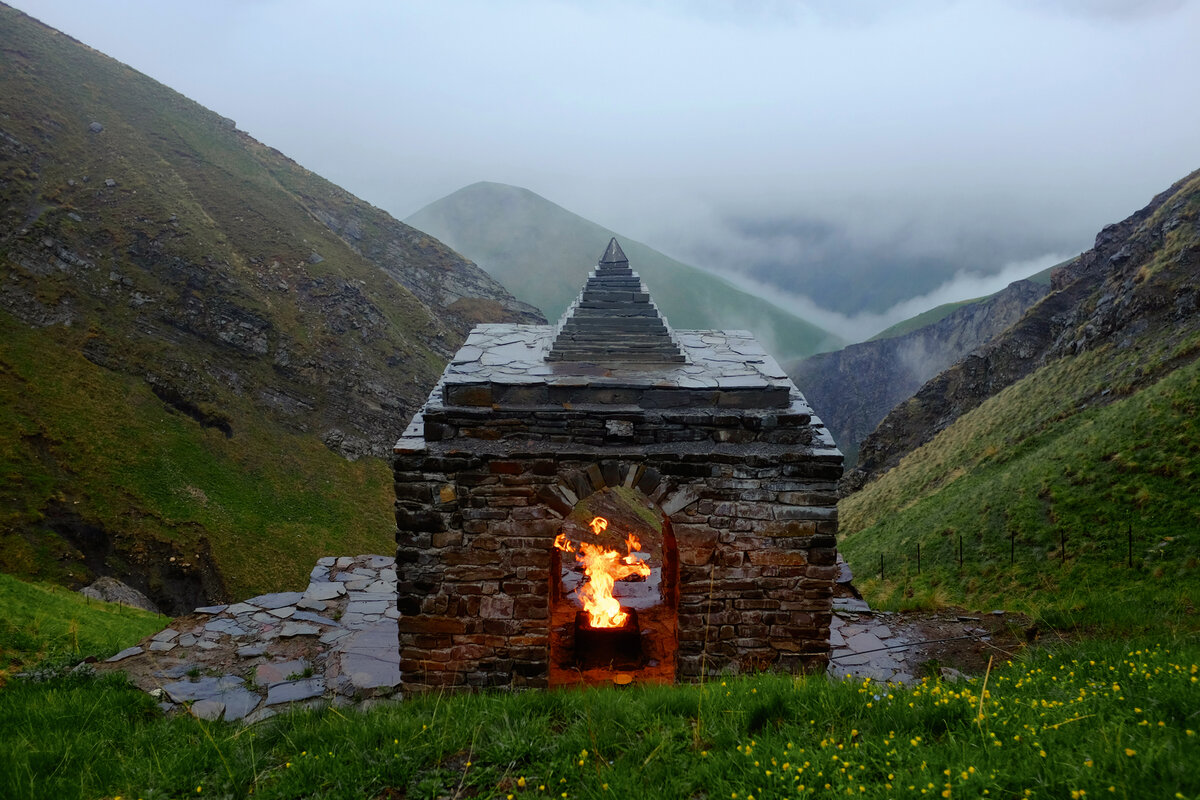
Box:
547, 482, 679, 687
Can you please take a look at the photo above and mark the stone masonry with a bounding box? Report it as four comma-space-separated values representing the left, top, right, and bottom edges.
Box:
394, 240, 843, 693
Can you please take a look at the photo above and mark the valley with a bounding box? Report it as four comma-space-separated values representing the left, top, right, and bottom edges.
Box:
0, 4, 1197, 799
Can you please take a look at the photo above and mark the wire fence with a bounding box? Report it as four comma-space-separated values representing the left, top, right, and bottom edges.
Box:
870, 521, 1181, 582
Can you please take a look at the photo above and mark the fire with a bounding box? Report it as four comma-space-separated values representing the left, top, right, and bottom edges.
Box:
555, 516, 651, 628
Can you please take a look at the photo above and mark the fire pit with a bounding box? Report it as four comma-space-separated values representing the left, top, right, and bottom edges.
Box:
394, 240, 842, 692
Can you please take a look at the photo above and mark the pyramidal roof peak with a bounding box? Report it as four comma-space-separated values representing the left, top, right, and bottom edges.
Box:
547, 240, 686, 364
599, 237, 628, 266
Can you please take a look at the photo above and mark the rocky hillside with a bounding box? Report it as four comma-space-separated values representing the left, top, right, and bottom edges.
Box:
845, 168, 1200, 491
0, 6, 541, 460
407, 181, 843, 362
790, 278, 1048, 464
0, 5, 541, 609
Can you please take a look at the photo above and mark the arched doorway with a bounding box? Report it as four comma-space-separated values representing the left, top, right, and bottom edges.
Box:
548, 485, 678, 687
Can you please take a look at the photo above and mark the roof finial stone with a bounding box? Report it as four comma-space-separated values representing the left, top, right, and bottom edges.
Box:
599, 237, 628, 265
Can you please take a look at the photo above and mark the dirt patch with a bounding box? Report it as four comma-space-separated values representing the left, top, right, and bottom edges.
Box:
896, 609, 1033, 677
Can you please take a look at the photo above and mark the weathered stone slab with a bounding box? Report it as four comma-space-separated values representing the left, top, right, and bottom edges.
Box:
304, 582, 345, 601
292, 610, 338, 626
255, 659, 311, 686
341, 620, 402, 691
245, 592, 304, 610
190, 699, 225, 720
277, 621, 320, 638
266, 678, 325, 705
225, 602, 258, 616
106, 646, 143, 662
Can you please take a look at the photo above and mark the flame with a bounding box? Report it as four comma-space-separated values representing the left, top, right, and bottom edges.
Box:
556, 516, 651, 628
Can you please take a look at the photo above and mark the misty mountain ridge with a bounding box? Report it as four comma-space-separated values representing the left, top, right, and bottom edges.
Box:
406, 181, 844, 362
668, 205, 1079, 320
0, 5, 539, 609
837, 166, 1200, 621
846, 165, 1200, 493
791, 277, 1051, 465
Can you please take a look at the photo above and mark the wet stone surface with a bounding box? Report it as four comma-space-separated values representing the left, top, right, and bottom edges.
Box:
99, 555, 402, 722
827, 601, 1025, 685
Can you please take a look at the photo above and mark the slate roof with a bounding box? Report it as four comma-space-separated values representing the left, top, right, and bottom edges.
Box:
546, 238, 686, 363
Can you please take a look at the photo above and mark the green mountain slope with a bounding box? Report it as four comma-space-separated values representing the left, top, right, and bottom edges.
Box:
838, 170, 1200, 632
0, 5, 537, 608
407, 182, 844, 361
868, 262, 1057, 342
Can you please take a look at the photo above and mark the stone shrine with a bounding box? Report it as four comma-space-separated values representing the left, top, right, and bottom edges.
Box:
393, 240, 843, 692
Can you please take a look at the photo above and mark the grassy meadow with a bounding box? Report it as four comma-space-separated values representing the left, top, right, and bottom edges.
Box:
839, 328, 1200, 635
0, 314, 396, 601
0, 567, 1197, 799
0, 606, 1195, 799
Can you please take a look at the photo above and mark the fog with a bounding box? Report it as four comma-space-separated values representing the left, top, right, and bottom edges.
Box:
13, 0, 1200, 338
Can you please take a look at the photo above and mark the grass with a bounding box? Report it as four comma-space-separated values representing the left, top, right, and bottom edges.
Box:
0, 636, 1196, 799
0, 314, 396, 601
0, 573, 166, 683
839, 322, 1200, 634
0, 5, 455, 602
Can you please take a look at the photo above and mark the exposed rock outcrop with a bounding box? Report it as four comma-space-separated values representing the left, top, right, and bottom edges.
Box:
844, 168, 1200, 491
79, 576, 161, 615
0, 5, 544, 462
790, 279, 1048, 464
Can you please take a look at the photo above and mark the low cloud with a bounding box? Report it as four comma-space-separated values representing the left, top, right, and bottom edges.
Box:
697, 252, 1069, 344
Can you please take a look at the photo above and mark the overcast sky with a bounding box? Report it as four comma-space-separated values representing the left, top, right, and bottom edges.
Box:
12, 0, 1200, 337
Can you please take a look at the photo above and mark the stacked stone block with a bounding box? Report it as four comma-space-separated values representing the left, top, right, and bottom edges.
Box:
394, 439, 840, 693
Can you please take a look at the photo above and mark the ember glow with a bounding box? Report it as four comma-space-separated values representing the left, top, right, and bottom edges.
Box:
556, 516, 651, 628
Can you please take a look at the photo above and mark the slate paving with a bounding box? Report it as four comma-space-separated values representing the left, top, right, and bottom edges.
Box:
99, 555, 402, 722
827, 608, 917, 684
101, 552, 988, 721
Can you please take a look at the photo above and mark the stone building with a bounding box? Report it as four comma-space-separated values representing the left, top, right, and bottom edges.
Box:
393, 240, 842, 692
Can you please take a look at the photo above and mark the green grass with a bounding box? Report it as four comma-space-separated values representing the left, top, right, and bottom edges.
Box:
0, 637, 1196, 799
0, 314, 396, 601
840, 319, 1200, 633
0, 573, 167, 681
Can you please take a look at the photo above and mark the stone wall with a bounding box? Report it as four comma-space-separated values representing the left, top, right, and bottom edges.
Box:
394, 444, 840, 693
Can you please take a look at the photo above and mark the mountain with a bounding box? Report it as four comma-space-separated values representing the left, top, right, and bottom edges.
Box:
0, 5, 541, 610
790, 278, 1049, 465
837, 168, 1200, 626
406, 182, 843, 362
846, 168, 1200, 491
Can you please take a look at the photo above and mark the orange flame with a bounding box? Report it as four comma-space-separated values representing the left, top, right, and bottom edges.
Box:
558, 517, 651, 628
